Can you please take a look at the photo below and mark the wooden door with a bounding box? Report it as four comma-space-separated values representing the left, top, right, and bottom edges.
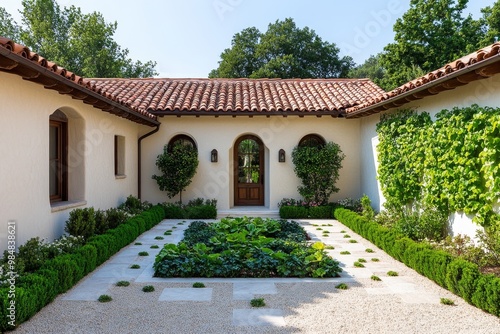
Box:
234, 135, 264, 206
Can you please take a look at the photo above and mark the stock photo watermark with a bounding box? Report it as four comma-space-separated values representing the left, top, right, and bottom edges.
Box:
213, 0, 244, 21
3, 221, 17, 328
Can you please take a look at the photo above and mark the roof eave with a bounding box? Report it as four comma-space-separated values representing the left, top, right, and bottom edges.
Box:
0, 46, 160, 127
150, 109, 344, 117
346, 53, 500, 119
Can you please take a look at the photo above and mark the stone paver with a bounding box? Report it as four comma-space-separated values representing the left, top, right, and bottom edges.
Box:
159, 288, 213, 301
232, 309, 286, 327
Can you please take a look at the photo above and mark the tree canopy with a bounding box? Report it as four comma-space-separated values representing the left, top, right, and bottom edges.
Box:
209, 18, 353, 79
0, 0, 157, 78
378, 0, 487, 90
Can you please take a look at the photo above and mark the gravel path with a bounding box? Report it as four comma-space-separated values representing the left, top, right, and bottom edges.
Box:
12, 219, 500, 334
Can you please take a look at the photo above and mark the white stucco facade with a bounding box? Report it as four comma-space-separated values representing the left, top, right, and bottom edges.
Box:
359, 75, 500, 236
0, 72, 146, 252
141, 116, 363, 210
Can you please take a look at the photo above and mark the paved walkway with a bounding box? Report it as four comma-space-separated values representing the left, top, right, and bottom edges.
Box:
13, 219, 500, 333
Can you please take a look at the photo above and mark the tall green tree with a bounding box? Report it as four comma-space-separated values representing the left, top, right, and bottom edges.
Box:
209, 18, 353, 79
380, 0, 486, 90
348, 54, 386, 88
0, 0, 157, 78
481, 1, 500, 46
152, 143, 199, 204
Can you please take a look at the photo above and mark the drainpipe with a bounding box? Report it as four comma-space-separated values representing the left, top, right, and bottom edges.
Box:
138, 123, 161, 200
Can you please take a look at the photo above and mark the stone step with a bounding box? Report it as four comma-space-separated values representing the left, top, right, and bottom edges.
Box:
217, 208, 280, 219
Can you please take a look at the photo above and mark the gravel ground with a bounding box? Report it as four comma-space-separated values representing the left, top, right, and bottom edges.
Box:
11, 219, 500, 334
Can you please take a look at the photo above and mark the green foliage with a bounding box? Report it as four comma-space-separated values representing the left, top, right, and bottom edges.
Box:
365, 248, 374, 253
192, 282, 205, 288
291, 142, 345, 204
380, 0, 485, 90
353, 261, 365, 268
348, 53, 385, 88
371, 275, 382, 281
142, 285, 155, 292
387, 271, 399, 277
371, 258, 379, 262
335, 283, 348, 290
154, 217, 341, 278
360, 195, 375, 221
138, 251, 149, 256
116, 280, 130, 287
130, 264, 140, 269
209, 18, 353, 79
279, 205, 309, 219
340, 251, 350, 255
98, 294, 112, 302
0, 0, 157, 77
250, 298, 266, 307
65, 207, 96, 240
150, 245, 159, 249
440, 298, 455, 306
376, 105, 500, 228
153, 143, 199, 203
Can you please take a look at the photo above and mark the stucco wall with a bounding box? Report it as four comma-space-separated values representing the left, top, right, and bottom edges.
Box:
360, 75, 500, 236
0, 72, 144, 252
142, 116, 362, 210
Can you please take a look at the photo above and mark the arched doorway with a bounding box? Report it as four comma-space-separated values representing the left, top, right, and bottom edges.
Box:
234, 135, 264, 206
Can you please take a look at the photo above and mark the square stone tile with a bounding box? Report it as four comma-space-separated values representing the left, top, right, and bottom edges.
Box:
233, 282, 277, 300
159, 288, 213, 301
233, 309, 286, 327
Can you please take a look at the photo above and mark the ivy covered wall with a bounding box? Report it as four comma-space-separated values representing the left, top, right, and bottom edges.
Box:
376, 105, 500, 228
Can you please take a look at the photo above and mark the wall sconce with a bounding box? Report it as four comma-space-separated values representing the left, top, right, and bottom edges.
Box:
278, 149, 285, 163
211, 149, 218, 163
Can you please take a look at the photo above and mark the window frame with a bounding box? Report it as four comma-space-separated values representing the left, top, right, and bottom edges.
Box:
114, 135, 126, 177
298, 134, 326, 148
167, 134, 197, 152
49, 114, 68, 203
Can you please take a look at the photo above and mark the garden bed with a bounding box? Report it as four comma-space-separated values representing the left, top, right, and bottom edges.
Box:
153, 217, 341, 278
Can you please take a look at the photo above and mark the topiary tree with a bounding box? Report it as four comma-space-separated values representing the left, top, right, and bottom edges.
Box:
291, 142, 345, 204
152, 142, 198, 204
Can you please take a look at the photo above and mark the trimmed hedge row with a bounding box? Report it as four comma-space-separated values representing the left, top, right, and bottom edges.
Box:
280, 205, 334, 219
163, 204, 217, 219
0, 205, 165, 332
333, 208, 500, 317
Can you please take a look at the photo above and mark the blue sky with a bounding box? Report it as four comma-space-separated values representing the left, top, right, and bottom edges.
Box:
1, 0, 492, 78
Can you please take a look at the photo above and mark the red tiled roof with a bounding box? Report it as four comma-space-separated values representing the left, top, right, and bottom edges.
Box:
86, 78, 386, 116
346, 42, 500, 118
0, 37, 159, 126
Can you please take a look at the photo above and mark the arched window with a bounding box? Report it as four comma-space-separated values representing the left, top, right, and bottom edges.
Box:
49, 110, 68, 202
168, 134, 197, 152
299, 134, 326, 148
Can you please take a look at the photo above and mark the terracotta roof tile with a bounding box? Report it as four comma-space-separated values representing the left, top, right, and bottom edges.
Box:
347, 42, 500, 117
85, 78, 385, 116
0, 37, 158, 126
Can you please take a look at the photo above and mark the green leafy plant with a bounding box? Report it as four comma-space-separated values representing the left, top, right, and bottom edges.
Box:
134, 242, 142, 245
365, 248, 375, 253
116, 281, 130, 287
155, 236, 164, 240
142, 285, 155, 292
440, 298, 455, 306
150, 245, 159, 249
360, 194, 375, 221
250, 298, 266, 307
371, 275, 381, 281
152, 142, 199, 203
349, 239, 358, 243
387, 271, 399, 276
325, 245, 335, 250
98, 294, 112, 302
358, 258, 367, 263
340, 230, 346, 233
138, 251, 149, 256
335, 283, 348, 290
343, 234, 351, 238
353, 261, 365, 268
340, 251, 351, 255
192, 282, 206, 288
65, 207, 96, 240
130, 264, 141, 269
371, 258, 380, 262
291, 142, 345, 204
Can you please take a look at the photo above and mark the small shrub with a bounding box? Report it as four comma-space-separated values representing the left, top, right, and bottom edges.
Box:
440, 298, 455, 306
361, 195, 375, 221
340, 230, 346, 233
335, 283, 348, 290
138, 251, 149, 256
343, 234, 351, 238
250, 298, 266, 307
387, 271, 399, 276
65, 207, 96, 240
340, 251, 351, 255
316, 228, 323, 230
130, 264, 140, 269
134, 242, 142, 245
164, 231, 172, 236
323, 230, 330, 234
118, 195, 145, 215
371, 275, 381, 281
105, 208, 129, 229
150, 245, 159, 249
98, 294, 112, 302
155, 236, 164, 240
371, 258, 380, 262
349, 240, 358, 244
142, 285, 155, 292
365, 248, 375, 253
353, 261, 365, 268
358, 258, 367, 263
116, 281, 130, 287
325, 245, 335, 250
192, 282, 206, 288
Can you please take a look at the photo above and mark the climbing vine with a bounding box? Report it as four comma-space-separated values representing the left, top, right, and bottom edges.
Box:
376, 105, 500, 227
